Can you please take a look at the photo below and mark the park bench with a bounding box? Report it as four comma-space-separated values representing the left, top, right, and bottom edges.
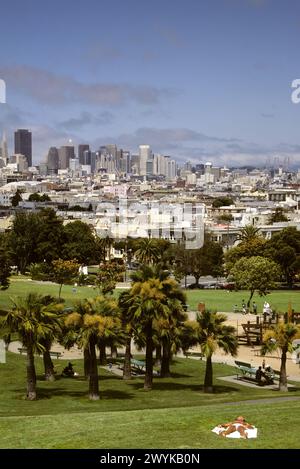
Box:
131, 359, 146, 373
184, 351, 203, 360
17, 347, 62, 359
272, 369, 285, 382
234, 360, 257, 380
234, 360, 282, 384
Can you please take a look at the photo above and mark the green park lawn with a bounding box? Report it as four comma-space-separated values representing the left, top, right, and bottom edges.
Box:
0, 352, 299, 448
0, 277, 299, 313
1, 277, 300, 448
185, 289, 300, 313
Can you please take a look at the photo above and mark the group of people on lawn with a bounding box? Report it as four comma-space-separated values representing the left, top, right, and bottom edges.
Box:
234, 300, 272, 316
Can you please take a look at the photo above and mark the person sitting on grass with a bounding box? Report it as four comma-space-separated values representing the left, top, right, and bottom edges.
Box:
218, 416, 254, 439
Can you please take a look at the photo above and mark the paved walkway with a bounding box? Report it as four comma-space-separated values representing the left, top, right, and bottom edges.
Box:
217, 375, 297, 389
218, 395, 300, 406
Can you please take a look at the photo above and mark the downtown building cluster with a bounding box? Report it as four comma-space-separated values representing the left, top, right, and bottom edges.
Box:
0, 128, 299, 249
0, 130, 177, 180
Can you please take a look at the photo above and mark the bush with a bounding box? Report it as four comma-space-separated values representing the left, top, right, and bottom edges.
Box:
30, 263, 52, 281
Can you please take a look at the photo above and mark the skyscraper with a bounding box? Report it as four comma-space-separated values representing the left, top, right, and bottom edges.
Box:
47, 147, 59, 174
58, 146, 75, 169
139, 144, 151, 176
78, 144, 90, 165
14, 129, 32, 167
0, 131, 8, 166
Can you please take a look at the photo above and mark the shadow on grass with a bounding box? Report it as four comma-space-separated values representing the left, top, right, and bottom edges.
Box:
36, 373, 122, 383
166, 372, 191, 378
128, 381, 239, 393
99, 389, 135, 400
13, 386, 134, 400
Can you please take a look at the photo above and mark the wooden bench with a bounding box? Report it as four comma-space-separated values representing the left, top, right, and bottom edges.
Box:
18, 347, 62, 359
184, 351, 203, 360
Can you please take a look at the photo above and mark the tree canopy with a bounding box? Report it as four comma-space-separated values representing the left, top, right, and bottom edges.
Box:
230, 256, 280, 306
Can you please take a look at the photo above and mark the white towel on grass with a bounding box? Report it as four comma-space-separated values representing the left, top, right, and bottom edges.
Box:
212, 425, 257, 438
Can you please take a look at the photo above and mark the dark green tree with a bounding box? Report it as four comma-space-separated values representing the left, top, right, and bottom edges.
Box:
35, 208, 65, 263
63, 221, 100, 264
11, 189, 23, 207
0, 233, 11, 289
265, 227, 300, 286
268, 208, 289, 224
212, 197, 233, 208
28, 193, 51, 202
8, 212, 40, 273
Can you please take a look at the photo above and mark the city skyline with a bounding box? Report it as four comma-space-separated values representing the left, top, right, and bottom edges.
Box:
1, 0, 300, 167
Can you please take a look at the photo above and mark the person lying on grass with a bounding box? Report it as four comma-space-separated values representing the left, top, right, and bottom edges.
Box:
218, 416, 254, 439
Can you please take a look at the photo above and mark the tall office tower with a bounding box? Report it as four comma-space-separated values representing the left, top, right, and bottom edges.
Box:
90, 152, 96, 173
106, 144, 118, 170
1, 131, 8, 164
82, 149, 91, 165
58, 145, 75, 169
78, 144, 90, 165
47, 147, 59, 174
184, 161, 192, 172
130, 154, 139, 175
204, 161, 215, 183
81, 149, 96, 173
211, 166, 221, 181
195, 163, 204, 175
14, 129, 32, 166
15, 154, 28, 172
146, 159, 153, 176
69, 158, 80, 173
204, 161, 212, 174
106, 144, 117, 159
166, 158, 177, 179
120, 150, 130, 174
153, 154, 174, 177
95, 147, 116, 173
116, 148, 123, 171
139, 144, 151, 176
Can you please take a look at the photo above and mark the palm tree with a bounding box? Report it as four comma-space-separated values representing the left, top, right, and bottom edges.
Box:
135, 238, 160, 265
128, 265, 184, 389
119, 290, 134, 380
98, 235, 114, 261
65, 296, 121, 400
238, 225, 261, 244
1, 293, 62, 399
154, 294, 187, 377
195, 310, 238, 393
39, 295, 64, 381
262, 322, 300, 392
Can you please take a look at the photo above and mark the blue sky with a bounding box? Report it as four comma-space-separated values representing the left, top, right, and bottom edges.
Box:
1, 0, 300, 167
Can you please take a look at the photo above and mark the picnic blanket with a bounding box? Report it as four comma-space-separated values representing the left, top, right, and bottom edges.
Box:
212, 425, 258, 438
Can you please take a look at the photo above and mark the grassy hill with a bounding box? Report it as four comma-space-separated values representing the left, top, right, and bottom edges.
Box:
0, 352, 299, 448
